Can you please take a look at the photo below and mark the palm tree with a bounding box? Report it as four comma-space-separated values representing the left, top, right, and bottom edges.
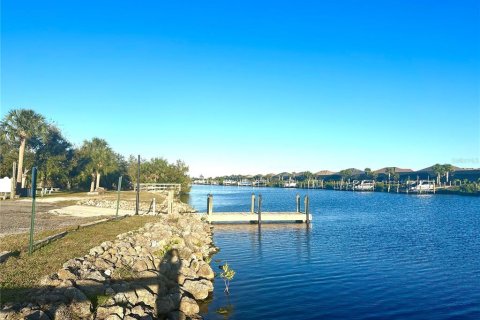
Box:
0, 109, 47, 191
339, 169, 353, 189
431, 164, 445, 185
79, 138, 118, 192
443, 164, 454, 184
385, 167, 396, 192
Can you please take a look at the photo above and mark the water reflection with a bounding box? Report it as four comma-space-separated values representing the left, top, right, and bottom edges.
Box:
192, 186, 480, 320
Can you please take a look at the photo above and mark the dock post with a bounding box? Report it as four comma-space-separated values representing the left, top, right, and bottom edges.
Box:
258, 194, 262, 225
304, 195, 310, 224
296, 194, 300, 213
251, 193, 255, 214
207, 194, 213, 214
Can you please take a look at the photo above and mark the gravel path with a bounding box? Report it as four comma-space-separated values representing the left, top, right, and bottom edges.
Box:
0, 200, 103, 237
48, 205, 135, 217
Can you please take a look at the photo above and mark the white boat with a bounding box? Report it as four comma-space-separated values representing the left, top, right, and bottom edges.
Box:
223, 179, 237, 186
238, 179, 253, 187
284, 179, 297, 188
410, 180, 435, 193
354, 180, 375, 191
252, 179, 267, 187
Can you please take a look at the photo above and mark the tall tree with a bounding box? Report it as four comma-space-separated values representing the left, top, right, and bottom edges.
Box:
34, 125, 73, 188
0, 109, 48, 190
442, 164, 454, 183
364, 167, 378, 181
128, 157, 191, 193
431, 164, 445, 185
339, 169, 354, 188
79, 138, 118, 192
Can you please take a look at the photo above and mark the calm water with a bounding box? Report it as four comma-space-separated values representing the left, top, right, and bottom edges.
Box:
188, 185, 480, 319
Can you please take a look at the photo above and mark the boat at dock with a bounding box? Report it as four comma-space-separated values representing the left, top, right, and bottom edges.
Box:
284, 179, 297, 188
238, 179, 253, 187
353, 180, 375, 191
222, 179, 237, 186
409, 180, 436, 193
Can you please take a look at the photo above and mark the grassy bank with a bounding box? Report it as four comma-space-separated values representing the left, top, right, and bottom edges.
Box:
0, 215, 159, 304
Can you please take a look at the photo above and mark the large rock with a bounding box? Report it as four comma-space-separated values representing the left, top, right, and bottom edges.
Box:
75, 279, 104, 297
57, 268, 77, 281
24, 310, 51, 320
4, 212, 215, 320
96, 305, 124, 319
64, 287, 92, 318
197, 262, 215, 280
181, 279, 212, 300
179, 296, 199, 316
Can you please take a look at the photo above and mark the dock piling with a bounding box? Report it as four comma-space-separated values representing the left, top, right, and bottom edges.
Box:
251, 193, 255, 214
207, 194, 213, 214
296, 194, 300, 213
258, 194, 262, 225
304, 195, 310, 224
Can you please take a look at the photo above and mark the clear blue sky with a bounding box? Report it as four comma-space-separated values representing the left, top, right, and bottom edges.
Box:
2, 0, 479, 177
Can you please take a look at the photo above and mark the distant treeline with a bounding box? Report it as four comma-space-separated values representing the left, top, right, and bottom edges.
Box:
198, 165, 480, 195
0, 109, 191, 193
203, 166, 480, 185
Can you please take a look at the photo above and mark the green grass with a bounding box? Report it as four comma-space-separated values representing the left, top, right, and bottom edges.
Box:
0, 228, 75, 252
0, 215, 159, 304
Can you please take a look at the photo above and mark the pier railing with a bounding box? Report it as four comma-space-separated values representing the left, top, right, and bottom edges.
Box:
134, 183, 181, 193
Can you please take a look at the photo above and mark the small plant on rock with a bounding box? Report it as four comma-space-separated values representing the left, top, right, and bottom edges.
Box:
219, 262, 235, 294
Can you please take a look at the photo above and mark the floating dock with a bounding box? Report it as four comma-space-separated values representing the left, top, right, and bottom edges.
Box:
205, 212, 312, 224
203, 194, 312, 224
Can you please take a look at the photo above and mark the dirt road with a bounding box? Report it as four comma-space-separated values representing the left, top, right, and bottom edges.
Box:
0, 200, 102, 237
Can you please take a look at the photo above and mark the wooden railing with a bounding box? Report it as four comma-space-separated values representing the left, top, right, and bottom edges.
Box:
134, 183, 181, 193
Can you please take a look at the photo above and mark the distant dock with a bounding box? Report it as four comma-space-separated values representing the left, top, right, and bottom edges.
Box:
203, 194, 312, 224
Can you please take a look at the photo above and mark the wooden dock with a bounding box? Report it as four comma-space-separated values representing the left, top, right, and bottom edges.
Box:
203, 193, 312, 224
205, 212, 312, 224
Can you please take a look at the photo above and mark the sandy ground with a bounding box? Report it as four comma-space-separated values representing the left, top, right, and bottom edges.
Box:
0, 200, 104, 237
0, 192, 169, 237
17, 196, 87, 203
48, 205, 136, 217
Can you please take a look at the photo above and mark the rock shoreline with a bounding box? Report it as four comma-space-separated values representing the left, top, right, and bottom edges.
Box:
1, 212, 217, 320
76, 198, 194, 215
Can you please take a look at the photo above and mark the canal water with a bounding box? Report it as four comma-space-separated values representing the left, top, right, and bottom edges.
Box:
188, 185, 480, 319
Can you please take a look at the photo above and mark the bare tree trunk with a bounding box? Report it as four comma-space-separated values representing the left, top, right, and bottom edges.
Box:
96, 172, 101, 190
21, 168, 29, 188
16, 138, 26, 191
90, 173, 95, 192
